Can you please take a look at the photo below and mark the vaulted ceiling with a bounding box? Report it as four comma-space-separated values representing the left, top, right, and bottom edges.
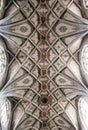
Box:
0, 0, 88, 130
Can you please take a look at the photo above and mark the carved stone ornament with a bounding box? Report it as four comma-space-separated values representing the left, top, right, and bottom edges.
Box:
0, 0, 88, 130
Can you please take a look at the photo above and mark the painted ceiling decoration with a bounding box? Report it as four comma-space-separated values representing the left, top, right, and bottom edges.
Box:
0, 0, 88, 130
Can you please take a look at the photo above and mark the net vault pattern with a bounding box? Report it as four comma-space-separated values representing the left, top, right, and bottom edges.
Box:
0, 0, 88, 130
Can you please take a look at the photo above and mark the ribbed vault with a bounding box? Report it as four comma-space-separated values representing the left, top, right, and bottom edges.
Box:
0, 0, 88, 130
